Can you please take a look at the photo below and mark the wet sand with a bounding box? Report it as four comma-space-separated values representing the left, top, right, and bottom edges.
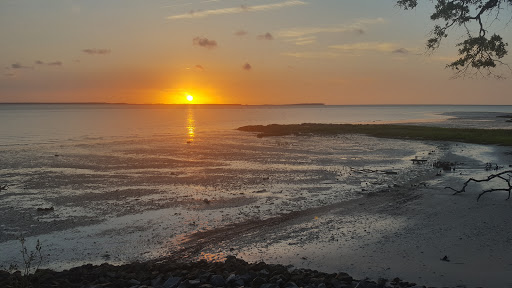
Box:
223, 144, 512, 287
1, 112, 512, 287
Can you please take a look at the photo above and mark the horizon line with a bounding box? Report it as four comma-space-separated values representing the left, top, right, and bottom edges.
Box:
1, 102, 511, 106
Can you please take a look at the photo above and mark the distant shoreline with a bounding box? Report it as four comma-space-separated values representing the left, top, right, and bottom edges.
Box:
0, 102, 242, 106
237, 123, 512, 146
1, 102, 512, 107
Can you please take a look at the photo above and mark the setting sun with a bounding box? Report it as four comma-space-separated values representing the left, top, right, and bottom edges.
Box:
186, 95, 194, 102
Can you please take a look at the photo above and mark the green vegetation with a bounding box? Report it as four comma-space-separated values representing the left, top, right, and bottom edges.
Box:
238, 123, 512, 146
396, 0, 511, 78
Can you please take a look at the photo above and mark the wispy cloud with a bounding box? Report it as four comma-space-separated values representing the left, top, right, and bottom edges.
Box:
35, 60, 63, 66
278, 18, 385, 45
10, 63, 32, 69
195, 64, 205, 71
193, 37, 217, 49
168, 0, 307, 20
163, 0, 220, 8
282, 51, 339, 59
82, 49, 111, 55
257, 32, 274, 40
283, 36, 316, 46
392, 48, 409, 55
234, 30, 248, 36
329, 42, 397, 53
242, 63, 252, 71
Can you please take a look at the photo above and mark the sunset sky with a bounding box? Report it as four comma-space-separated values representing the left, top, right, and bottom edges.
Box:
1, 0, 512, 105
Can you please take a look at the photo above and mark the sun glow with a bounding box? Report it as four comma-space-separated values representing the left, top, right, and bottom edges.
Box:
164, 87, 218, 104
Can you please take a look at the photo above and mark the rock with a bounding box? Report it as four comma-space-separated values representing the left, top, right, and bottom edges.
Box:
355, 280, 377, 288
226, 273, 239, 283
0, 256, 430, 288
163, 276, 182, 288
152, 276, 163, 287
209, 274, 225, 287
257, 269, 270, 279
376, 278, 387, 288
329, 278, 345, 288
238, 273, 253, 284
335, 272, 353, 283
198, 272, 211, 283
252, 276, 267, 287
283, 282, 299, 288
269, 274, 283, 283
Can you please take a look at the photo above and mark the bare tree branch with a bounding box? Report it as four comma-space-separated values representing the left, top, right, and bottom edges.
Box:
445, 170, 512, 201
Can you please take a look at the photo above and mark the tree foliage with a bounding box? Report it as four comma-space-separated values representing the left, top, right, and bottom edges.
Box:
397, 0, 511, 78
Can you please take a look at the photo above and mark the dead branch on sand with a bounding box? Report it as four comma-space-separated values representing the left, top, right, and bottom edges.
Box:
445, 170, 512, 201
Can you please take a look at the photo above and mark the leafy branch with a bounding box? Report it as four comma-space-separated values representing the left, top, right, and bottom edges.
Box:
397, 0, 512, 78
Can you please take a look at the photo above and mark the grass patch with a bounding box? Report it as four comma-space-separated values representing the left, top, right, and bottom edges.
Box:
237, 123, 512, 146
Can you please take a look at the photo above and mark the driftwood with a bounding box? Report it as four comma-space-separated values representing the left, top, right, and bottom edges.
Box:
349, 167, 398, 175
445, 170, 512, 201
0, 184, 8, 192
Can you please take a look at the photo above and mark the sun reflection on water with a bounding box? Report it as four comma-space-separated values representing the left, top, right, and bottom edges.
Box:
186, 108, 195, 143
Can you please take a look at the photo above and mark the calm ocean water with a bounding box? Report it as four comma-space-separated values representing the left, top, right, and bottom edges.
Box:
1, 104, 512, 146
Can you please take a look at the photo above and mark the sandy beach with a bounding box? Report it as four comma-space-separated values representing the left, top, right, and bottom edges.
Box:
1, 111, 512, 287
220, 143, 512, 287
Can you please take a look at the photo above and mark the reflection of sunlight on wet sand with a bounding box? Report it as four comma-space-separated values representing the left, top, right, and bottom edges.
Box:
187, 108, 195, 143
199, 252, 226, 262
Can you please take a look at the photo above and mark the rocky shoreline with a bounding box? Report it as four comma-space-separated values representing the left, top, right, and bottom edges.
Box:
0, 256, 428, 288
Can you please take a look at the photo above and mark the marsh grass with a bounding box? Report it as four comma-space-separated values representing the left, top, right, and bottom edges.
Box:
237, 123, 512, 146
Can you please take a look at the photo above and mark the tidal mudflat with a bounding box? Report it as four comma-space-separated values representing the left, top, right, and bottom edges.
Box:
1, 112, 512, 287
0, 129, 437, 261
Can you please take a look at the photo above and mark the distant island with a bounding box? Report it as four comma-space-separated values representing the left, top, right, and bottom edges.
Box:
260, 103, 326, 106
0, 102, 327, 106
